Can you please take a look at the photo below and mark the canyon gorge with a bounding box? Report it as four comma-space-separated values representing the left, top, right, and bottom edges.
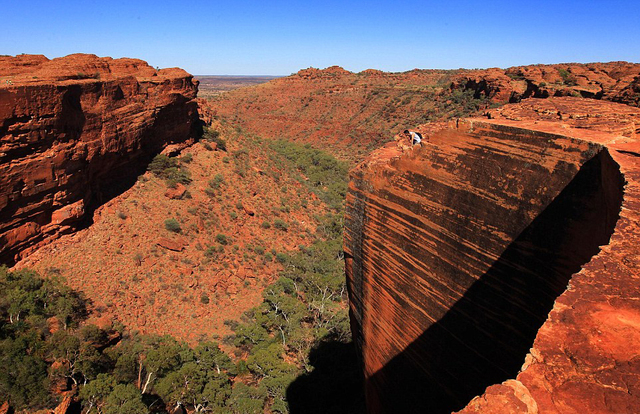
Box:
1, 55, 640, 413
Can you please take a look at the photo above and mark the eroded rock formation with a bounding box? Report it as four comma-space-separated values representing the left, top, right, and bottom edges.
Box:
451, 62, 640, 105
344, 97, 640, 413
0, 54, 200, 265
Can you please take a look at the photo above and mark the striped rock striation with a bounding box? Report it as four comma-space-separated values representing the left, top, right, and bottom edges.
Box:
0, 54, 200, 265
344, 97, 640, 413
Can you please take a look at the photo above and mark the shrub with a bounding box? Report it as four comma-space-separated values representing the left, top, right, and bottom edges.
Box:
261, 221, 271, 229
164, 218, 181, 233
200, 293, 210, 304
216, 234, 228, 245
273, 219, 288, 231
209, 174, 225, 190
557, 68, 577, 86
264, 252, 273, 262
148, 154, 191, 186
205, 245, 223, 258
203, 127, 227, 151
275, 252, 288, 263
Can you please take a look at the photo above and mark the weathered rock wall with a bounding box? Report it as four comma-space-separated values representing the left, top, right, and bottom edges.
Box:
0, 54, 200, 265
345, 98, 640, 413
451, 62, 640, 105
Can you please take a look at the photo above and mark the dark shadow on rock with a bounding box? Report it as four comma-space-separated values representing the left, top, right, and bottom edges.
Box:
287, 339, 366, 414
365, 149, 624, 413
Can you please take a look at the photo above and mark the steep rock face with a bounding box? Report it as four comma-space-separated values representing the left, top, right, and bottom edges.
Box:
451, 62, 640, 104
344, 97, 640, 413
0, 54, 200, 265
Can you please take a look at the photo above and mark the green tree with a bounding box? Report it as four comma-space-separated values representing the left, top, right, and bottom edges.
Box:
226, 383, 266, 414
79, 373, 117, 413
103, 383, 148, 414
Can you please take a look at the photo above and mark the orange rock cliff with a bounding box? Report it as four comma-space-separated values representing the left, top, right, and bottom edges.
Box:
345, 97, 640, 413
0, 54, 200, 265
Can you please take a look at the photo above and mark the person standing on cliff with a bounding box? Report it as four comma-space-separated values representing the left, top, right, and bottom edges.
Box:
404, 130, 423, 147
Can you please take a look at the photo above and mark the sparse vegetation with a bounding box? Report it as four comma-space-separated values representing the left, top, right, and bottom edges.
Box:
273, 219, 289, 231
148, 154, 192, 188
557, 68, 577, 86
203, 126, 227, 151
206, 174, 225, 197
271, 140, 349, 211
164, 218, 181, 233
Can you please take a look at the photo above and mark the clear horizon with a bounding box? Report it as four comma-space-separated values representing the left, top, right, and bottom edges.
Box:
4, 0, 640, 76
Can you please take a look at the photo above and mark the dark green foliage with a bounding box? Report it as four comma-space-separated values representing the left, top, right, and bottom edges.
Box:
216, 234, 229, 245
227, 383, 266, 414
205, 245, 224, 258
271, 140, 349, 211
557, 68, 577, 86
447, 88, 489, 118
164, 218, 181, 233
275, 252, 288, 263
103, 383, 147, 414
79, 373, 116, 413
201, 293, 210, 304
206, 174, 225, 197
273, 219, 288, 231
203, 127, 227, 151
0, 267, 242, 412
148, 154, 192, 188
261, 221, 271, 229
0, 267, 90, 410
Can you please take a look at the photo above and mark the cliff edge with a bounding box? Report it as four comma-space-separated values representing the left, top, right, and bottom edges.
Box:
345, 97, 640, 413
0, 54, 200, 265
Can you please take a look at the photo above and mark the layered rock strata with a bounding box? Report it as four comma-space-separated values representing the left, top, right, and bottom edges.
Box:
0, 54, 200, 265
451, 62, 640, 105
344, 97, 640, 413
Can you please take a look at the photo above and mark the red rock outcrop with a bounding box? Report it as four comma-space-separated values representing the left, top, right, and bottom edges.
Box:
451, 62, 640, 104
0, 54, 200, 265
344, 97, 640, 413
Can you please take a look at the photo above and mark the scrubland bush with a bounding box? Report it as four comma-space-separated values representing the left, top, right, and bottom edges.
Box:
273, 219, 288, 231
164, 218, 181, 233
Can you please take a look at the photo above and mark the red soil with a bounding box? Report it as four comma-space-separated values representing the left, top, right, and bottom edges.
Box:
17, 123, 331, 344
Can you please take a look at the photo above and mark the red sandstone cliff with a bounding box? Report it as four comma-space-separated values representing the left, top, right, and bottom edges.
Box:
0, 54, 200, 265
344, 97, 640, 413
451, 62, 640, 104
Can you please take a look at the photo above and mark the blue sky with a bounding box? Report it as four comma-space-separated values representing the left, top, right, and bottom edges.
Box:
3, 0, 640, 75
